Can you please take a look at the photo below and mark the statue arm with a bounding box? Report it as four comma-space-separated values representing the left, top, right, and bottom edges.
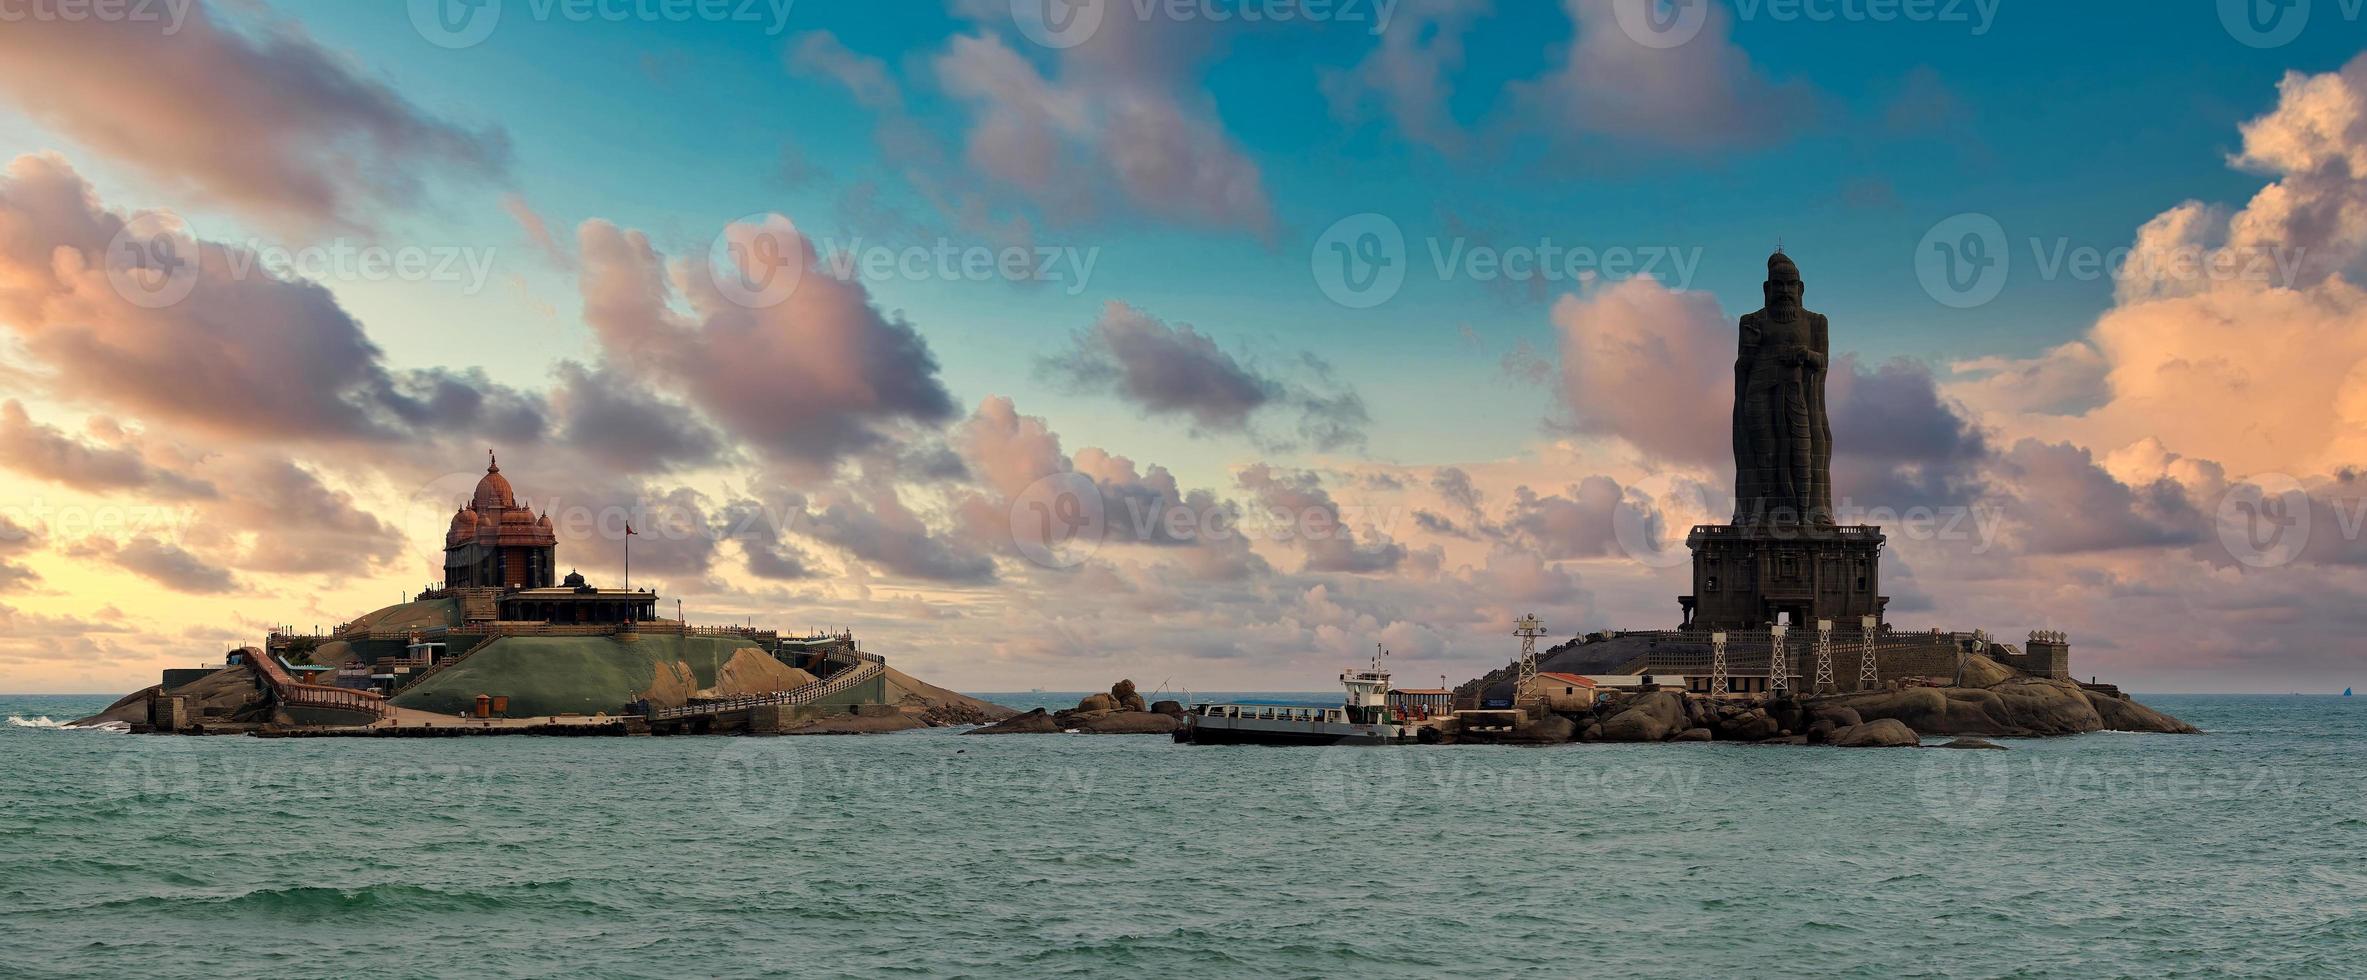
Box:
1737, 315, 1761, 373
1804, 314, 1829, 372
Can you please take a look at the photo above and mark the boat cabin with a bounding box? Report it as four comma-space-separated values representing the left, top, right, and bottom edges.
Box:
1195, 703, 1350, 724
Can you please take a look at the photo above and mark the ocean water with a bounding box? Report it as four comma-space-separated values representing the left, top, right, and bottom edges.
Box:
2, 692, 2362, 978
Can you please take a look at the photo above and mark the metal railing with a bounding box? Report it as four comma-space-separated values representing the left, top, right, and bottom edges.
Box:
645, 660, 885, 721
242, 650, 387, 717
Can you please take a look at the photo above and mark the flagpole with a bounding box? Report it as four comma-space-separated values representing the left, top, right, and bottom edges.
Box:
624, 522, 633, 590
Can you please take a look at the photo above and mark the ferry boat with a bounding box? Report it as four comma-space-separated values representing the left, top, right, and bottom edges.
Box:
1174, 650, 1414, 746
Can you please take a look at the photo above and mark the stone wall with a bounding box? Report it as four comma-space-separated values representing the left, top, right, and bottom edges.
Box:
1994, 631, 2071, 680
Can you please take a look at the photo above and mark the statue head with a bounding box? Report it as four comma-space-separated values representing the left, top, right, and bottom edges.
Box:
1764, 251, 1803, 312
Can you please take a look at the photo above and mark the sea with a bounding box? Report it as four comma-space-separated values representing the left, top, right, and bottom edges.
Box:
1, 692, 2361, 978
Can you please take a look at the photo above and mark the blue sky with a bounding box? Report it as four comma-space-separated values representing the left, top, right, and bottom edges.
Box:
221, 0, 2355, 474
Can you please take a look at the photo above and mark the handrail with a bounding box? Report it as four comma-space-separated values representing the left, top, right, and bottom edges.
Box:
387, 628, 510, 696
645, 660, 885, 721
242, 652, 385, 717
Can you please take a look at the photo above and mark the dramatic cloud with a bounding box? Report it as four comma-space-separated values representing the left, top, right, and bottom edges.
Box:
928, 23, 1274, 237
1502, 477, 1629, 560
575, 216, 956, 469
0, 514, 42, 591
1966, 53, 2367, 479
1237, 464, 1411, 574
951, 395, 1267, 575
1948, 342, 2112, 418
1996, 440, 2201, 555
549, 362, 728, 475
1041, 302, 1369, 449
0, 154, 547, 447
70, 536, 237, 594
1043, 302, 1270, 430
0, 2, 508, 230
1829, 357, 1991, 510
1550, 277, 1733, 462
1553, 277, 1991, 508
0, 401, 216, 498
1320, 0, 1489, 153
182, 458, 405, 576
801, 481, 996, 585
718, 498, 818, 582
1512, 0, 1816, 152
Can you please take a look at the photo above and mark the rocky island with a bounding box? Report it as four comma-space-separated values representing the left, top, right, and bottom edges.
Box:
1439, 653, 2193, 748
76, 455, 1012, 738
1428, 252, 2197, 748
970, 680, 1186, 735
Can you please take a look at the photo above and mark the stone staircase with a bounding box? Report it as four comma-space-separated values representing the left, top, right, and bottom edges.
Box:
645, 659, 885, 721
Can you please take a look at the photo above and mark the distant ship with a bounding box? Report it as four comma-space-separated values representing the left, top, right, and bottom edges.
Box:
2347, 688, 2354, 697
1173, 650, 1412, 746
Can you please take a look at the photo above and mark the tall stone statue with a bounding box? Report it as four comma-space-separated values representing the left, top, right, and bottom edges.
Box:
1732, 251, 1833, 525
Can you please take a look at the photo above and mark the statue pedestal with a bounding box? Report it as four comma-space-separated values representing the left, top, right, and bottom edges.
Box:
1680, 523, 1887, 632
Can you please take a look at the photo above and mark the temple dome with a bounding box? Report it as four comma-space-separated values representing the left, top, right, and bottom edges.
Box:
446, 507, 479, 545
471, 454, 516, 511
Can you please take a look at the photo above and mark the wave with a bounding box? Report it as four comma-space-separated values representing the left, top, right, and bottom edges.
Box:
69, 880, 621, 918
5, 716, 127, 732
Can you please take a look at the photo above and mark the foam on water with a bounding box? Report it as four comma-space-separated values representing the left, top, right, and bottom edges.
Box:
7, 715, 126, 732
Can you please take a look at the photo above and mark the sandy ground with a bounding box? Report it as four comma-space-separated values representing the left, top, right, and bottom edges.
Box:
884, 666, 1017, 720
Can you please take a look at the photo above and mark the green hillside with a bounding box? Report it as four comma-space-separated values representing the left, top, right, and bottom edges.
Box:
391, 633, 799, 717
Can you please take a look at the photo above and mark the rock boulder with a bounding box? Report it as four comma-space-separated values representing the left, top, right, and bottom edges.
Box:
1716, 708, 1779, 742
1070, 710, 1179, 735
969, 708, 1063, 735
2082, 690, 2200, 734
1598, 691, 1688, 742
1830, 718, 1920, 748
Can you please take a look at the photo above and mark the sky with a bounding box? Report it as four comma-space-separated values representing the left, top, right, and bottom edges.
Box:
0, 0, 2363, 694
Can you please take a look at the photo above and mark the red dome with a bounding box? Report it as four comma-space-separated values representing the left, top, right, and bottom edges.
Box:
446, 507, 479, 545
472, 455, 516, 511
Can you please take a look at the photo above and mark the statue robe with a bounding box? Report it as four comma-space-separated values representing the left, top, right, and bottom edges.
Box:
1732, 307, 1833, 524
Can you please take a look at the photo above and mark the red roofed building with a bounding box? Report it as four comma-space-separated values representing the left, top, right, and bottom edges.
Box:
444, 453, 557, 590
1536, 672, 1599, 709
